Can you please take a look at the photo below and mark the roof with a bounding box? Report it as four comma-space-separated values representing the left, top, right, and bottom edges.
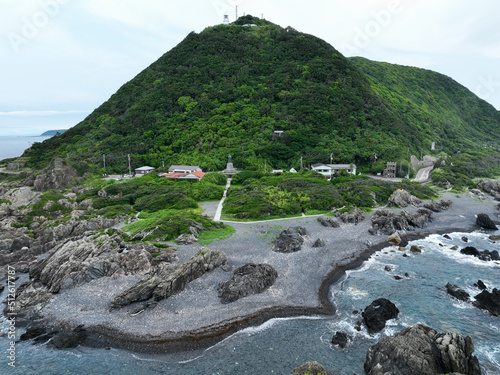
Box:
135, 166, 155, 171
168, 165, 202, 172
311, 163, 357, 169
191, 171, 205, 178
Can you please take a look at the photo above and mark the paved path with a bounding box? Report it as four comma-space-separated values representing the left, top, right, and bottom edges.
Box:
0, 168, 21, 175
414, 166, 433, 182
213, 178, 232, 221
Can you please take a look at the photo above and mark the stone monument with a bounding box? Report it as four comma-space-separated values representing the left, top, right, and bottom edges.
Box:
223, 154, 238, 176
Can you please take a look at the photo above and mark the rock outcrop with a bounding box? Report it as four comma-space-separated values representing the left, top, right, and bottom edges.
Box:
291, 362, 332, 375
387, 189, 422, 207
312, 238, 325, 248
477, 179, 500, 201
272, 227, 306, 253
364, 324, 481, 375
336, 207, 365, 224
423, 199, 452, 212
460, 246, 500, 262
217, 263, 278, 304
362, 298, 399, 334
473, 288, 500, 316
446, 283, 470, 302
28, 233, 153, 293
33, 158, 79, 192
387, 233, 402, 245
370, 208, 433, 235
476, 213, 498, 230
317, 215, 339, 227
110, 249, 226, 309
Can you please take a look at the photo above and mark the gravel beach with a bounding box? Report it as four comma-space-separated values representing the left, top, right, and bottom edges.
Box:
41, 191, 500, 353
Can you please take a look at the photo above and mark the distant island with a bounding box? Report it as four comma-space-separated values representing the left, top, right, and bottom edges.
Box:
41, 129, 67, 136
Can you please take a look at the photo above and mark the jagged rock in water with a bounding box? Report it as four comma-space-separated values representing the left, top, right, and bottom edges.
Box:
176, 233, 198, 245
272, 227, 306, 253
473, 288, 500, 316
110, 249, 226, 309
312, 238, 325, 248
424, 199, 452, 212
476, 213, 498, 230
490, 235, 500, 241
474, 280, 487, 290
291, 362, 332, 375
410, 245, 422, 253
364, 324, 481, 375
336, 207, 365, 224
387, 233, 401, 245
446, 283, 470, 302
362, 298, 399, 334
217, 263, 278, 304
46, 325, 87, 349
331, 331, 350, 348
33, 158, 79, 192
387, 189, 422, 207
460, 246, 500, 262
317, 215, 339, 228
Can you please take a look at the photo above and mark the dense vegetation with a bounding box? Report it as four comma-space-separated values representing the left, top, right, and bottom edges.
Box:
19, 16, 499, 178
350, 57, 500, 183
223, 170, 436, 220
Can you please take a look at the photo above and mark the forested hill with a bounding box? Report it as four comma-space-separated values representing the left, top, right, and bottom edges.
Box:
349, 57, 500, 152
23, 16, 500, 175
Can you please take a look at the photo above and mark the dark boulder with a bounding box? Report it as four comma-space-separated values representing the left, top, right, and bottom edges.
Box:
217, 263, 278, 304
312, 238, 325, 248
443, 234, 452, 240
364, 324, 481, 375
446, 283, 470, 302
370, 209, 432, 235
362, 298, 400, 334
473, 288, 500, 316
461, 246, 480, 257
272, 227, 306, 253
331, 331, 350, 348
476, 213, 498, 230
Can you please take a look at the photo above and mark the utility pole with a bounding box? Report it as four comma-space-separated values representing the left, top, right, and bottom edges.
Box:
300, 156, 303, 170
330, 153, 333, 164
127, 154, 131, 176
103, 154, 106, 172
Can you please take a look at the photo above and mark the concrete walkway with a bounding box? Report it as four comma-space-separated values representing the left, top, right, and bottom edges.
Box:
213, 178, 232, 221
414, 166, 433, 182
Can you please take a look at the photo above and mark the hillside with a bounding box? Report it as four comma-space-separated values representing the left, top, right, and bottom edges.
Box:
41, 130, 67, 136
23, 16, 500, 177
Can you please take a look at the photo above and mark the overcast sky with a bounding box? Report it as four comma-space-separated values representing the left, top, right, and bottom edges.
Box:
1, 0, 499, 136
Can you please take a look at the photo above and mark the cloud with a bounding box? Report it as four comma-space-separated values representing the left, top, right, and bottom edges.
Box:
0, 110, 90, 117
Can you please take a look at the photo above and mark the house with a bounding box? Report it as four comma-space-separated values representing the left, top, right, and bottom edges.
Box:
179, 171, 205, 181
311, 163, 357, 179
383, 162, 397, 178
161, 170, 205, 181
135, 166, 155, 176
168, 165, 202, 174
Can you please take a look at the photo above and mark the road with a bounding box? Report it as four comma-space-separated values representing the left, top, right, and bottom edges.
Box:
414, 166, 433, 182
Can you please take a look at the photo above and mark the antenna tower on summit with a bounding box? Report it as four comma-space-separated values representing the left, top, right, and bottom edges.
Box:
223, 14, 229, 24
236, 6, 238, 20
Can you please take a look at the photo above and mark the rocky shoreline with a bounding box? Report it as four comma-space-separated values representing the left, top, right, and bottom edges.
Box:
1, 176, 499, 355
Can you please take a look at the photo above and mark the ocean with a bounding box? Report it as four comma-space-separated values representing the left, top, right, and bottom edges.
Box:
0, 136, 51, 160
1, 231, 499, 374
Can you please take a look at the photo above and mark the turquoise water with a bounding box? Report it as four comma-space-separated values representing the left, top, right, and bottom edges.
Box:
0, 136, 51, 160
1, 231, 499, 374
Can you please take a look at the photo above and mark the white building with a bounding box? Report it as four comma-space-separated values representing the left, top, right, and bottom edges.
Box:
311, 163, 356, 179
168, 165, 202, 174
134, 166, 155, 176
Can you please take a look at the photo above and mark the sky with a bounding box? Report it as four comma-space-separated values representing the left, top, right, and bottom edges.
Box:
1, 0, 499, 136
